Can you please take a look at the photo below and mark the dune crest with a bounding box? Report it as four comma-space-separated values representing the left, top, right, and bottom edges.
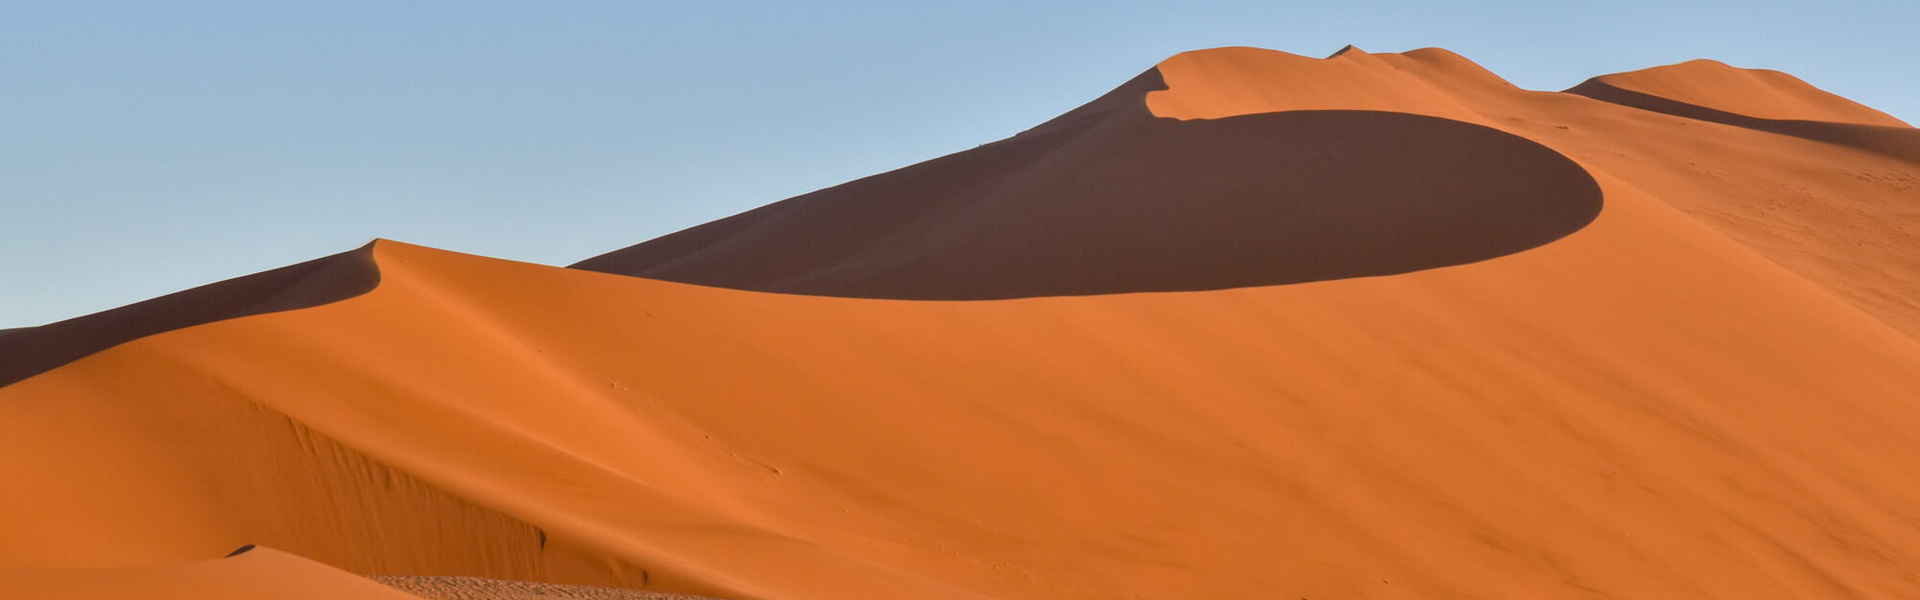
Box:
1142, 46, 1500, 120
1574, 59, 1911, 127
0, 242, 379, 388
571, 101, 1600, 299
572, 48, 1600, 299
6, 45, 1920, 600
12, 221, 1920, 599
572, 46, 1920, 337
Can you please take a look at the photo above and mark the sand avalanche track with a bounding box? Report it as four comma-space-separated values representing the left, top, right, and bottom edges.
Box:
5, 46, 1920, 600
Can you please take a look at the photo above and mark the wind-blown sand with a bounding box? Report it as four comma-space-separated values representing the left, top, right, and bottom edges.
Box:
4, 46, 1920, 600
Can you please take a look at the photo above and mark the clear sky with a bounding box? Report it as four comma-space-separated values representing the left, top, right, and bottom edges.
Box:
3, 0, 1915, 327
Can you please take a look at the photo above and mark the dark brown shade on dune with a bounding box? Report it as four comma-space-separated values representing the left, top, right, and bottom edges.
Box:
0, 244, 379, 388
8, 45, 1920, 600
573, 70, 1602, 299
1567, 80, 1920, 164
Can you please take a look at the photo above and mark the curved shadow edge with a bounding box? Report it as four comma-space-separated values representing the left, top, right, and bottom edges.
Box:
574, 82, 1603, 301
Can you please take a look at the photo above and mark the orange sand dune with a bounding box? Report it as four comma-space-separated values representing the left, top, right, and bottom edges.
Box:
1572, 59, 1911, 127
0, 243, 377, 387
5, 46, 1920, 600
0, 546, 426, 600
580, 45, 1920, 338
1564, 63, 1920, 165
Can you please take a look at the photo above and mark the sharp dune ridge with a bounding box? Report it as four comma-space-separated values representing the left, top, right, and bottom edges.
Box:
579, 45, 1920, 335
573, 101, 1603, 299
0, 242, 381, 387
1581, 87, 1920, 163
4, 45, 1920, 600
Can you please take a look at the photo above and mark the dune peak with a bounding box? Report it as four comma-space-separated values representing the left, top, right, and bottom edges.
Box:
0, 242, 381, 388
1329, 44, 1368, 58
1573, 57, 1912, 128
10, 42, 1920, 600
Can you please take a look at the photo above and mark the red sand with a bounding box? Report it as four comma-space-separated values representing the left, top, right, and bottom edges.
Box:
4, 46, 1920, 600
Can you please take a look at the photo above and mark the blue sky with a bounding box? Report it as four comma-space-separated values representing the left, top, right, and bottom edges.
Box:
3, 0, 1915, 327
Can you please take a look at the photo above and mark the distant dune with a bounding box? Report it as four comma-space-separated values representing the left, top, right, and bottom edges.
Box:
5, 46, 1920, 600
1570, 59, 1912, 127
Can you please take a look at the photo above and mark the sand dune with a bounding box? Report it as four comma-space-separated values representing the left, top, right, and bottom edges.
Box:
1566, 70, 1920, 164
1570, 59, 1911, 128
576, 46, 1920, 337
574, 101, 1600, 298
0, 243, 378, 387
1139, 46, 1920, 339
0, 546, 427, 600
5, 46, 1920, 600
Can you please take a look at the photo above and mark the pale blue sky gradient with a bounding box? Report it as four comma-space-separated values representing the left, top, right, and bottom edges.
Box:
4, 0, 1915, 327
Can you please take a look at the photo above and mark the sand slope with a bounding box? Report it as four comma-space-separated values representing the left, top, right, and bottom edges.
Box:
5, 46, 1920, 600
0, 242, 378, 387
579, 45, 1920, 339
0, 546, 427, 600
1569, 59, 1911, 127
370, 575, 728, 600
572, 74, 1601, 299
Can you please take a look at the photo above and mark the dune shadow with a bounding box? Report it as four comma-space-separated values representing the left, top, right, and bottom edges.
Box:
0, 244, 380, 389
1567, 80, 1920, 164
574, 68, 1602, 300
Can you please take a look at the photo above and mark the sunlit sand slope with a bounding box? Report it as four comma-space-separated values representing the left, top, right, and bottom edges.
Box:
583, 46, 1920, 338
8, 220, 1920, 599
5, 46, 1920, 600
0, 546, 427, 600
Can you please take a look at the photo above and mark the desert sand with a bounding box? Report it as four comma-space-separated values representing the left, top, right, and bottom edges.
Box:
370, 575, 727, 600
4, 46, 1919, 600
0, 546, 424, 600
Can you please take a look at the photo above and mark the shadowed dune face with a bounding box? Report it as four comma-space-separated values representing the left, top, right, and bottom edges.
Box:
1572, 59, 1911, 128
11, 45, 1920, 600
0, 244, 380, 388
573, 70, 1600, 299
1112, 46, 1920, 339
1567, 79, 1920, 163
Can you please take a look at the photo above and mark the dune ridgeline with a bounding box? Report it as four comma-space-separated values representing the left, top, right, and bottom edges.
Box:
4, 46, 1920, 600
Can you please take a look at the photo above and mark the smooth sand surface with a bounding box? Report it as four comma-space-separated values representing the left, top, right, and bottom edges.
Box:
0, 242, 378, 387
5, 46, 1920, 600
0, 546, 427, 600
